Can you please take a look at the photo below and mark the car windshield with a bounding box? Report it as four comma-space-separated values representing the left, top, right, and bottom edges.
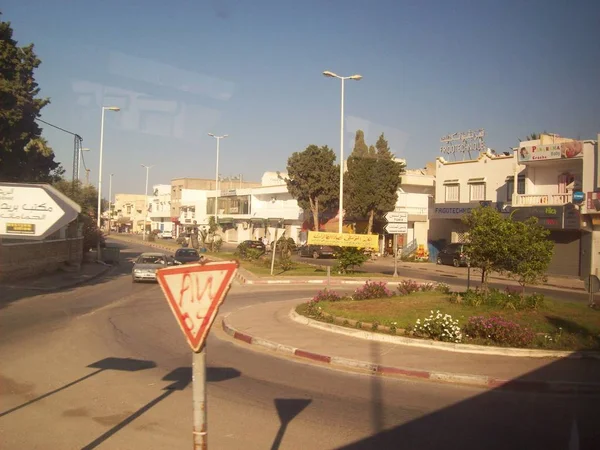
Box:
176, 250, 198, 257
137, 256, 165, 264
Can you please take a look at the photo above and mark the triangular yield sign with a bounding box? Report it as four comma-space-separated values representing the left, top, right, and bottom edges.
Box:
156, 260, 238, 352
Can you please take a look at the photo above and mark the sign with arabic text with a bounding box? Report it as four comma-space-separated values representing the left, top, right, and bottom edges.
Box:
440, 129, 486, 157
307, 231, 378, 249
0, 183, 81, 240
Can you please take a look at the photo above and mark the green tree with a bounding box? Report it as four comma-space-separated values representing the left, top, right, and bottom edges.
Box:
353, 130, 370, 157
505, 217, 554, 293
284, 144, 339, 230
344, 131, 403, 233
52, 179, 104, 251
462, 206, 513, 291
0, 16, 63, 182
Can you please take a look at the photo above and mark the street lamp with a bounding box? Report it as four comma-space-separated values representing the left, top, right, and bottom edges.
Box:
141, 164, 153, 241
78, 147, 90, 181
108, 173, 114, 235
323, 70, 362, 233
96, 106, 120, 229
208, 133, 228, 222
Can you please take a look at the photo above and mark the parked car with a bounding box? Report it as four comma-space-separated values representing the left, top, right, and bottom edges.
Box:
174, 248, 203, 265
132, 252, 172, 282
436, 243, 470, 267
237, 240, 266, 257
298, 244, 337, 259
161, 230, 173, 239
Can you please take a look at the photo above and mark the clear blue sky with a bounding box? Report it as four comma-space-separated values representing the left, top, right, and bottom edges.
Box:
4, 0, 600, 196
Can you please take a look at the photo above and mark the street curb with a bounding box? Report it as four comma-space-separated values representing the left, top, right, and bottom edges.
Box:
2, 263, 113, 292
289, 309, 600, 360
221, 316, 600, 394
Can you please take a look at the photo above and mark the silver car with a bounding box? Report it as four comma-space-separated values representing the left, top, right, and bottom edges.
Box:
132, 252, 172, 282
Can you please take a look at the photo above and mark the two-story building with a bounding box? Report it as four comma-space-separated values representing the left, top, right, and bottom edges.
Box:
112, 193, 148, 233
429, 149, 518, 245
508, 135, 595, 276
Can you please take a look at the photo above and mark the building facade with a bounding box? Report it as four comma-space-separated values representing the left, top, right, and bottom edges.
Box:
148, 184, 173, 234
429, 149, 517, 244
112, 193, 148, 233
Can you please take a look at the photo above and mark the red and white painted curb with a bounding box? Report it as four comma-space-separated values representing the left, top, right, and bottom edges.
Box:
221, 318, 600, 394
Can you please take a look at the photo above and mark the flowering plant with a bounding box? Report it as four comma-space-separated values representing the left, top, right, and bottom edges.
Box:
397, 279, 421, 295
353, 280, 393, 300
463, 315, 535, 347
311, 289, 343, 303
412, 310, 462, 343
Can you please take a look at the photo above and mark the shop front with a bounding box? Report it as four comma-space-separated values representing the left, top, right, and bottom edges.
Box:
508, 204, 582, 277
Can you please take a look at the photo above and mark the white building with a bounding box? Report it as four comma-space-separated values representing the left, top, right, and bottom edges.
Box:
112, 193, 147, 233
148, 184, 173, 235
392, 166, 435, 256
429, 149, 517, 244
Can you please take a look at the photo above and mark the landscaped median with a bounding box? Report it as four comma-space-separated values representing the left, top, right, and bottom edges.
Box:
296, 280, 600, 352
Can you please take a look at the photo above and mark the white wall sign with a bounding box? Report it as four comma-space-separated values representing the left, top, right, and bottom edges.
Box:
0, 183, 81, 240
440, 129, 486, 159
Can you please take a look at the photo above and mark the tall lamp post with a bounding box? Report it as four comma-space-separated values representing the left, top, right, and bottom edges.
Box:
323, 70, 362, 234
208, 133, 228, 222
141, 164, 153, 241
96, 106, 120, 229
107, 173, 114, 235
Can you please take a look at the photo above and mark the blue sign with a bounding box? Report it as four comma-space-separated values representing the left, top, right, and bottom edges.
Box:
572, 191, 585, 203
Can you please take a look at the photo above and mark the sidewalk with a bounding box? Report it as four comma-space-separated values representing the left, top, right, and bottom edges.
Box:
0, 261, 112, 292
221, 299, 600, 393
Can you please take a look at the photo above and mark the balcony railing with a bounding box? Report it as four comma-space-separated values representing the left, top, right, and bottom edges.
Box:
513, 193, 570, 206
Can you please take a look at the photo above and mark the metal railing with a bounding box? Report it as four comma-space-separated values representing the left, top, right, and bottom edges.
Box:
401, 239, 418, 257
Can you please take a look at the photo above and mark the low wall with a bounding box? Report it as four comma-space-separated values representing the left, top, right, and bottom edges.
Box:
0, 237, 84, 281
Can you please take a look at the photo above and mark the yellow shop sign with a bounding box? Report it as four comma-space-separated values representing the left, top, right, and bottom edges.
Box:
307, 231, 379, 249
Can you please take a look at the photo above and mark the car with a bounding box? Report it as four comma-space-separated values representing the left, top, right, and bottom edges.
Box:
161, 230, 173, 239
174, 248, 203, 265
298, 244, 337, 259
132, 252, 172, 282
436, 243, 470, 267
237, 240, 266, 257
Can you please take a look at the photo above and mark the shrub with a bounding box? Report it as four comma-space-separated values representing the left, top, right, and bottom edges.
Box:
412, 310, 462, 343
435, 283, 451, 294
397, 279, 420, 295
463, 315, 535, 347
335, 247, 369, 273
353, 280, 393, 300
176, 235, 187, 245
419, 282, 435, 292
278, 254, 295, 271
311, 289, 343, 303
458, 288, 545, 310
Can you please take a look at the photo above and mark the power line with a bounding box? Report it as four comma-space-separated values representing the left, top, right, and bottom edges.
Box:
36, 117, 82, 140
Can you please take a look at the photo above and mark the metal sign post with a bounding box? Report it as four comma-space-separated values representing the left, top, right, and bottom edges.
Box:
156, 261, 238, 449
584, 274, 600, 308
193, 347, 207, 449
393, 234, 398, 277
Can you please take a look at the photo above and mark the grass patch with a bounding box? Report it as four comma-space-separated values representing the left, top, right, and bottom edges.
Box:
298, 292, 600, 351
238, 258, 390, 277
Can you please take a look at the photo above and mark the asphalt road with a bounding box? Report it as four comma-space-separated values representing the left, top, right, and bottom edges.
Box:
0, 239, 597, 449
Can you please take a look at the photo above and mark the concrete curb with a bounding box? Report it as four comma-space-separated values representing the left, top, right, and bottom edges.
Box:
221, 316, 600, 394
2, 263, 113, 292
221, 316, 600, 393
289, 309, 600, 360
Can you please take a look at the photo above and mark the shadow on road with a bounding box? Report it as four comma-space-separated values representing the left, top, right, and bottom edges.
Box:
81, 365, 241, 450
339, 356, 600, 450
0, 240, 160, 309
270, 398, 312, 450
0, 357, 156, 418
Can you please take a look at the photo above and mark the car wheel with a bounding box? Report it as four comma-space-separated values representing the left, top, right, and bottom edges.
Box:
453, 258, 460, 267
436, 256, 442, 265
312, 251, 319, 259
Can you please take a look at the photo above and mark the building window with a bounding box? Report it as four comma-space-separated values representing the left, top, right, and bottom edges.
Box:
445, 184, 459, 202
506, 176, 525, 202
469, 183, 486, 201
126, 205, 132, 215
